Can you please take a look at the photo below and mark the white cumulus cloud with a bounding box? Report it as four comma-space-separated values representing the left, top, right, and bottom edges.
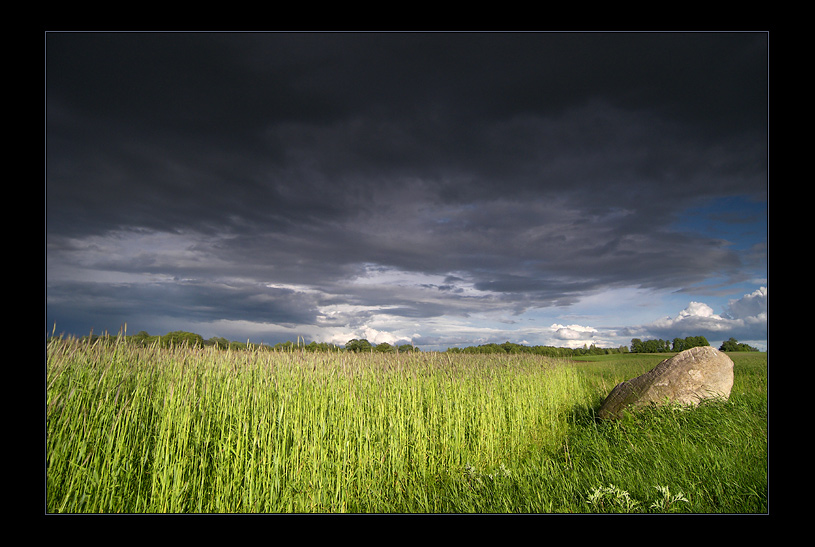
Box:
723, 286, 767, 321
548, 323, 602, 348
677, 301, 721, 320
643, 287, 767, 348
550, 323, 597, 340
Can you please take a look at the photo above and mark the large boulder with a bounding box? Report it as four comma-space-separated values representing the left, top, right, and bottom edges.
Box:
597, 346, 734, 420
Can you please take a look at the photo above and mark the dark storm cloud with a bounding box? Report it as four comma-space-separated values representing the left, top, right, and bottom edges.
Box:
47, 277, 323, 330
46, 33, 767, 231
46, 31, 768, 342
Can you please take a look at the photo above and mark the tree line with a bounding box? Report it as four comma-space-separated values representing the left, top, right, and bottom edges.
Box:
445, 341, 629, 357
51, 330, 760, 354
630, 336, 758, 353
56, 330, 418, 354
718, 337, 759, 352
630, 336, 710, 353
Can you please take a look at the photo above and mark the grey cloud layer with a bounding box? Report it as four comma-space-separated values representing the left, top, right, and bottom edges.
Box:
46, 32, 767, 343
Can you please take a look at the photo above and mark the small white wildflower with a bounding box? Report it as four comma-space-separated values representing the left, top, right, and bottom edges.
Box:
650, 485, 689, 512
586, 484, 639, 512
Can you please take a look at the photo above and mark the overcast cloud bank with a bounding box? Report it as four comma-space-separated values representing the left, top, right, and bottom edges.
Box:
46, 32, 768, 351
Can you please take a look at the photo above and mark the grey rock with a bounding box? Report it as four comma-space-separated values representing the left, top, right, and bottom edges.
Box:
597, 346, 734, 420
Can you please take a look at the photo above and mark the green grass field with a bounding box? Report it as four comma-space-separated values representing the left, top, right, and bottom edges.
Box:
45, 338, 767, 513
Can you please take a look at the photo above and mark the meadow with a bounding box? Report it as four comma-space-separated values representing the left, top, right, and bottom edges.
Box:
45, 337, 767, 513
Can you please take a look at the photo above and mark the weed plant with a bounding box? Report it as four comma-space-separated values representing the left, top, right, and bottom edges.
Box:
45, 337, 767, 513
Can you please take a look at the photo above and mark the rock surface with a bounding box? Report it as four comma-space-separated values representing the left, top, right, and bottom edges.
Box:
597, 346, 734, 420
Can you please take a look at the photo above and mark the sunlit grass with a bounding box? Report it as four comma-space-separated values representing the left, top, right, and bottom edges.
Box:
46, 337, 767, 513
47, 337, 585, 512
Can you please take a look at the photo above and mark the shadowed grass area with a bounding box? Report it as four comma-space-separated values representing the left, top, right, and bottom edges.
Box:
46, 337, 767, 513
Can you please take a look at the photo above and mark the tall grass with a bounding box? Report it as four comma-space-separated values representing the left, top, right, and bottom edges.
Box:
554, 351, 768, 513
45, 339, 767, 513
46, 337, 586, 512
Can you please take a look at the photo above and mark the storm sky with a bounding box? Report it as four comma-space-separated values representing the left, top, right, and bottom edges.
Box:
45, 32, 768, 350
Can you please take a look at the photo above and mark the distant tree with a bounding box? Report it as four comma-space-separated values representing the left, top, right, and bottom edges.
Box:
686, 335, 710, 349
375, 342, 395, 353
719, 337, 759, 352
301, 341, 341, 352
207, 336, 230, 350
345, 339, 373, 353
671, 336, 710, 352
501, 341, 523, 354
130, 331, 154, 346
477, 343, 497, 354
720, 338, 738, 351
161, 331, 204, 348
630, 336, 711, 353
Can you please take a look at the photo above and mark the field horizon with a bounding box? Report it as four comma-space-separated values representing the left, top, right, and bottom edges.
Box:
45, 336, 767, 513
